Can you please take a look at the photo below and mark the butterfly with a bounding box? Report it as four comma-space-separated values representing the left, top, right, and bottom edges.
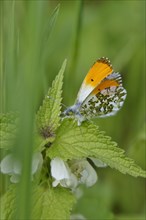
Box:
63, 57, 127, 125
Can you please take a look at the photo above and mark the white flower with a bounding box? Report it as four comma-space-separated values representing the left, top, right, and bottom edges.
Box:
0, 154, 21, 183
51, 157, 98, 189
0, 152, 43, 183
70, 159, 98, 187
51, 157, 78, 189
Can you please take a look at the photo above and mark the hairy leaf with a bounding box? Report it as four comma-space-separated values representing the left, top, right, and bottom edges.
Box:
0, 185, 16, 220
31, 184, 75, 219
0, 184, 75, 220
47, 119, 146, 178
36, 60, 66, 139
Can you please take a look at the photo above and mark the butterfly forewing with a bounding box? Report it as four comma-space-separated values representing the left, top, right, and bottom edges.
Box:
76, 57, 113, 104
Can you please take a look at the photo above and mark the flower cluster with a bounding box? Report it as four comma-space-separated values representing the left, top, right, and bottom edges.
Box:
51, 157, 106, 189
0, 152, 106, 188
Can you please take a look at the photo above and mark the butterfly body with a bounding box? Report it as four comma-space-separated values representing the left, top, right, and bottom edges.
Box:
63, 57, 127, 125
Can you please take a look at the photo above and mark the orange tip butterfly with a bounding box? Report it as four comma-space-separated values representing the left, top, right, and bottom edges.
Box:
63, 57, 127, 125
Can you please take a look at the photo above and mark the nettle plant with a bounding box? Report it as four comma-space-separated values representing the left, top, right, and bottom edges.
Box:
0, 60, 146, 219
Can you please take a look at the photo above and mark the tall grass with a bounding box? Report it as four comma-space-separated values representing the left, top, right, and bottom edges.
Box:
1, 1, 60, 219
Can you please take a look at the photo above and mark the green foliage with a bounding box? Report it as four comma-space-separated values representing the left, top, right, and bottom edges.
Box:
0, 112, 18, 150
36, 60, 66, 140
31, 184, 75, 220
47, 119, 146, 178
0, 185, 16, 220
1, 52, 146, 220
0, 184, 75, 220
1, 1, 145, 219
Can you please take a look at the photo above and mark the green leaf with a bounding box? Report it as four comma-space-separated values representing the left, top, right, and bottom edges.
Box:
0, 185, 16, 220
0, 184, 75, 220
0, 112, 18, 150
34, 132, 55, 152
36, 59, 66, 139
31, 184, 75, 220
47, 119, 146, 178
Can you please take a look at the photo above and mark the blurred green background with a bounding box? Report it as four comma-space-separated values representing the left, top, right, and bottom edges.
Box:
1, 0, 145, 219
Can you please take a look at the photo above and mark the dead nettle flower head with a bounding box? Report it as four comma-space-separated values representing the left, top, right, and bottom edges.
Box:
40, 125, 55, 139
50, 157, 106, 189
0, 152, 43, 183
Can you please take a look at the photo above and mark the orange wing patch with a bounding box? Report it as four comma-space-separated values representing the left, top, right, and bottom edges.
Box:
92, 79, 119, 95
84, 57, 113, 87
